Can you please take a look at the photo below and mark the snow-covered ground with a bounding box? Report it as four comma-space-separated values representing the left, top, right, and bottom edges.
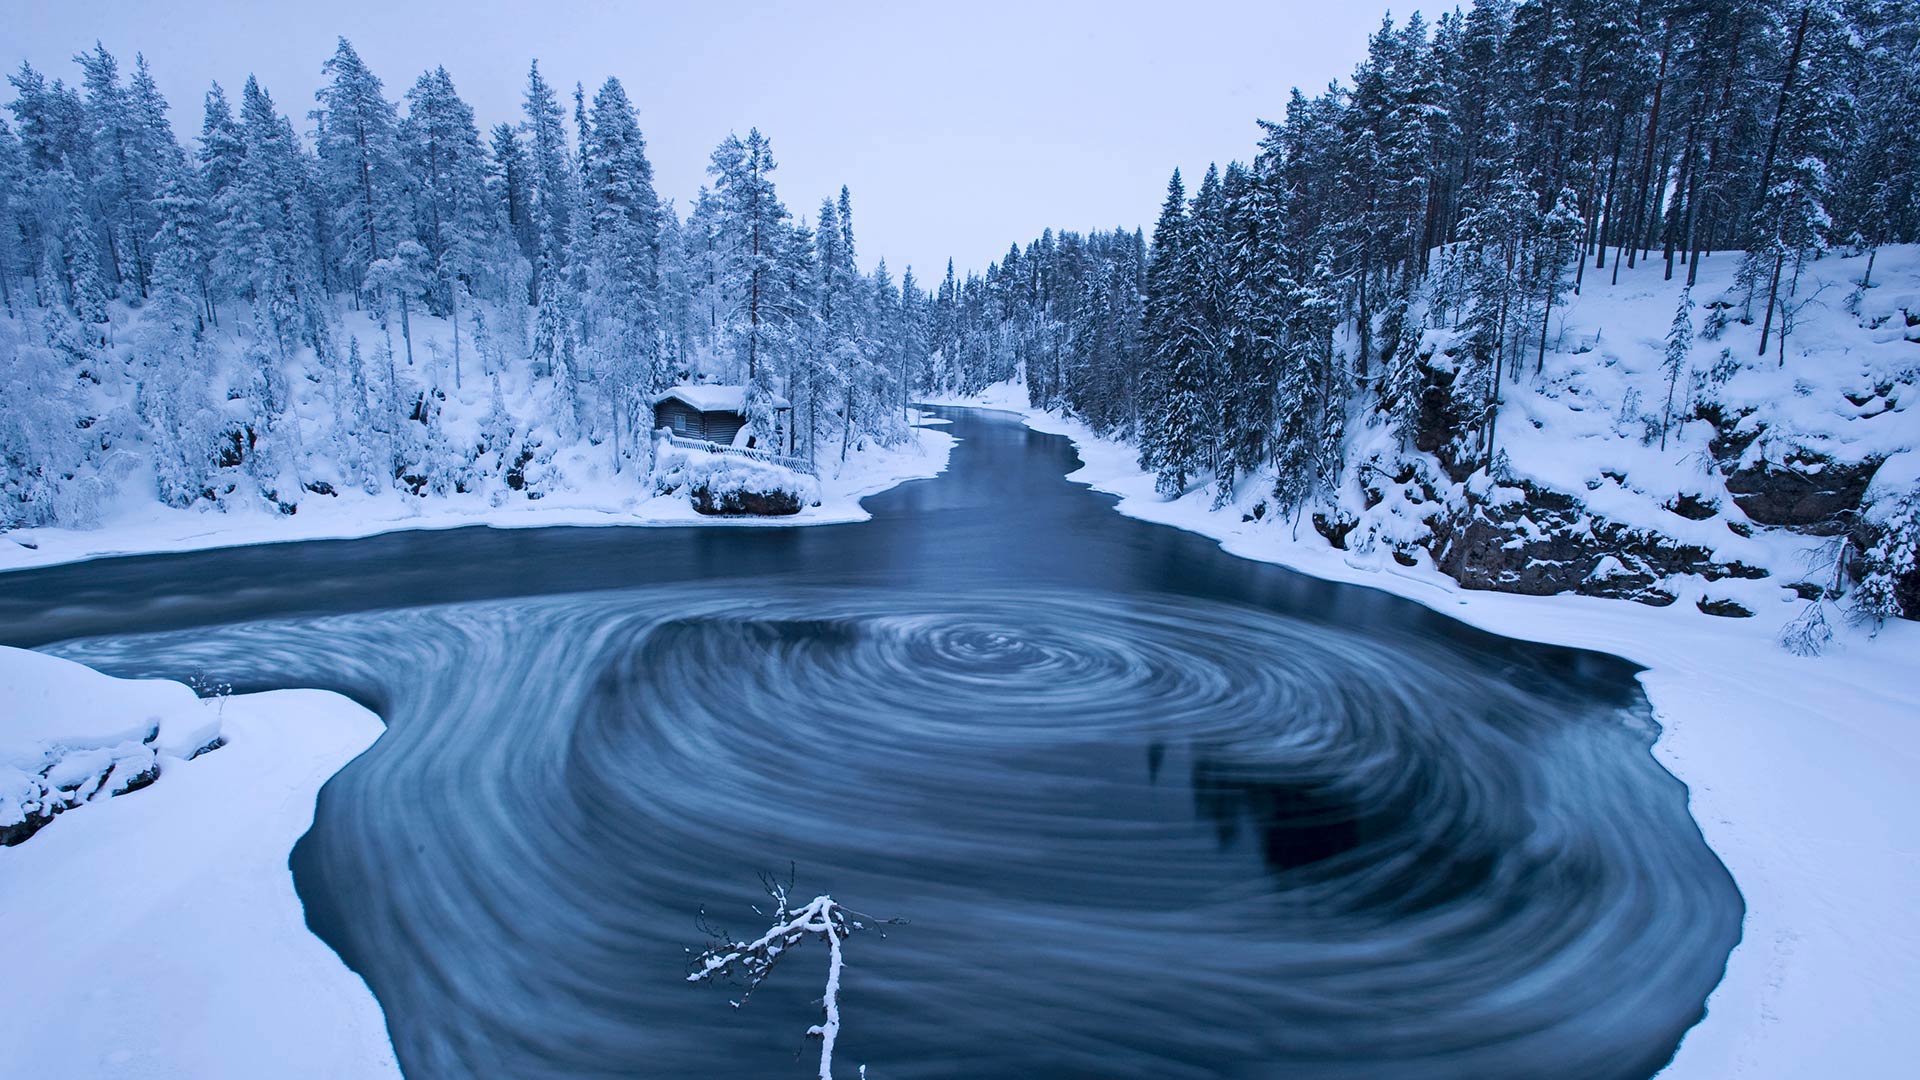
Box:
3, 284, 957, 575
929, 379, 1920, 1078
0, 412, 953, 574
0, 647, 400, 1078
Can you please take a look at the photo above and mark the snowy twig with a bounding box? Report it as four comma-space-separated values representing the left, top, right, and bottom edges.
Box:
687, 873, 901, 1080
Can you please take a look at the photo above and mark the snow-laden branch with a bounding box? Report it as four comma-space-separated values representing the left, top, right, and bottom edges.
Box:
687, 874, 900, 1080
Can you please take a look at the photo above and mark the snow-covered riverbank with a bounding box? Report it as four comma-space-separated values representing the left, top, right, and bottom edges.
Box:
0, 418, 953, 574
0, 648, 399, 1078
929, 384, 1920, 1078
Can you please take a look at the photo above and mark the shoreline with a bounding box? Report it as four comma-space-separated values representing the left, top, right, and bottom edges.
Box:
0, 650, 401, 1078
922, 388, 1920, 1079
8, 398, 1914, 1076
0, 422, 955, 575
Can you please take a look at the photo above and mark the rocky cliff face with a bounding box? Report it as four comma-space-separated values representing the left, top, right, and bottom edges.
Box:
1432, 480, 1768, 609
1724, 454, 1883, 535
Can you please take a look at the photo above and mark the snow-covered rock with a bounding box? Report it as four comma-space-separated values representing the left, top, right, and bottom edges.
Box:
0, 646, 400, 1078
653, 449, 822, 516
1, 650, 223, 845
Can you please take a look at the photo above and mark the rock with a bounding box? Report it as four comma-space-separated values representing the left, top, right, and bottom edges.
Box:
0, 808, 55, 847
690, 484, 803, 516
1696, 597, 1755, 618
1724, 452, 1881, 535
506, 447, 534, 490
1433, 480, 1762, 607
1699, 402, 1760, 465
1665, 492, 1719, 520
1312, 510, 1357, 550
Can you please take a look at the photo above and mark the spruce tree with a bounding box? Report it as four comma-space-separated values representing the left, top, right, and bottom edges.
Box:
1660, 286, 1694, 450
316, 38, 405, 299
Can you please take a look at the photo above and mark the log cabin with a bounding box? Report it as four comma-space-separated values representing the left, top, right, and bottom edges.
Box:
651, 385, 793, 452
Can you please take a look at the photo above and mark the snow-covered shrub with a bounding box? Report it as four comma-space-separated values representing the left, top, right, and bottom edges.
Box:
1779, 601, 1835, 656
0, 319, 89, 529
1851, 454, 1920, 626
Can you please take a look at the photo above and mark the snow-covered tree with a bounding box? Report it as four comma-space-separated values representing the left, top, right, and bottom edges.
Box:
1660, 287, 1694, 450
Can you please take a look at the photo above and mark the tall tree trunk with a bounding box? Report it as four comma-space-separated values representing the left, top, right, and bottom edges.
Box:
1757, 251, 1784, 357
1752, 4, 1814, 239
450, 288, 462, 390
1596, 112, 1628, 271
399, 294, 414, 366
1630, 30, 1674, 269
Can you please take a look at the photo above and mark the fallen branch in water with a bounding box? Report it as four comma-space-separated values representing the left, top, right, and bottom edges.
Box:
687, 870, 901, 1080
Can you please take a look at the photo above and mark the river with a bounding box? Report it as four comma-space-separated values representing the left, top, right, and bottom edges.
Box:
0, 406, 1741, 1079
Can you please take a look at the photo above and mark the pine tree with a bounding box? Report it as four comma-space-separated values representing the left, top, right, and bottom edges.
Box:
1139, 169, 1207, 496
0, 118, 25, 316
57, 165, 110, 338
522, 61, 574, 272
1748, 0, 1852, 361
223, 76, 327, 354
1660, 286, 1693, 450
578, 76, 662, 467
489, 121, 537, 276
316, 38, 406, 300
73, 43, 153, 299
706, 129, 789, 445
402, 67, 500, 309
1852, 484, 1918, 627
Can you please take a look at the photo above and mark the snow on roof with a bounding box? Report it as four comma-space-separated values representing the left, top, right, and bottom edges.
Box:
653, 384, 790, 413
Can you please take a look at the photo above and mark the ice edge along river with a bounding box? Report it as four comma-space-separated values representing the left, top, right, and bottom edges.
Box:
923, 385, 1920, 1080
0, 424, 964, 1078
0, 416, 958, 575
4, 399, 1917, 1077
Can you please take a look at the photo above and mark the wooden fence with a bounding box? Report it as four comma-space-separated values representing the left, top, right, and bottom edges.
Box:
657, 431, 819, 478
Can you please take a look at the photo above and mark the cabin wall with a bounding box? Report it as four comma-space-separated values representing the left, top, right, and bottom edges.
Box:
703, 412, 746, 445
653, 398, 792, 452
655, 401, 707, 439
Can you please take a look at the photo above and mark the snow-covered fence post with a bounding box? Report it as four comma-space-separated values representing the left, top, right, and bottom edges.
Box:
687, 872, 901, 1080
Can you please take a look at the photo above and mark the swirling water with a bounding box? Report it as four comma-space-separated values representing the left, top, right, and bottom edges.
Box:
0, 408, 1741, 1079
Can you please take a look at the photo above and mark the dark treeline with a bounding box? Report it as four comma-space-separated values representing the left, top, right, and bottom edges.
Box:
1, 39, 930, 524
924, 0, 1919, 510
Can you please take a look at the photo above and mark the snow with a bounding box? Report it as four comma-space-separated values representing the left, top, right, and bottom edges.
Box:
653, 383, 790, 412
927, 378, 1920, 1079
1, 650, 223, 838
0, 411, 953, 573
1, 286, 954, 573
654, 448, 821, 512
0, 647, 399, 1079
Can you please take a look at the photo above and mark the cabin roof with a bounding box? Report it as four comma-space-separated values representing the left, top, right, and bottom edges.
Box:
652, 384, 790, 413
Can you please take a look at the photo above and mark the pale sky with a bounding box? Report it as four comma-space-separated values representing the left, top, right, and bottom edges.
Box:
11, 0, 1389, 279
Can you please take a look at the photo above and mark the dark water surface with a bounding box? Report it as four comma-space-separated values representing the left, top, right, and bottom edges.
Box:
0, 408, 1741, 1079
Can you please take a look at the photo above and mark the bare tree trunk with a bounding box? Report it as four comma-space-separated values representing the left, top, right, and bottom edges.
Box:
1753, 5, 1814, 234
1758, 251, 1784, 358
1596, 112, 1627, 272
1628, 30, 1673, 271
450, 288, 462, 390
399, 295, 414, 366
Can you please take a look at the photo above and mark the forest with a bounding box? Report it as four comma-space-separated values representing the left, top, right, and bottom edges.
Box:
2, 0, 1917, 623
0, 40, 923, 519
